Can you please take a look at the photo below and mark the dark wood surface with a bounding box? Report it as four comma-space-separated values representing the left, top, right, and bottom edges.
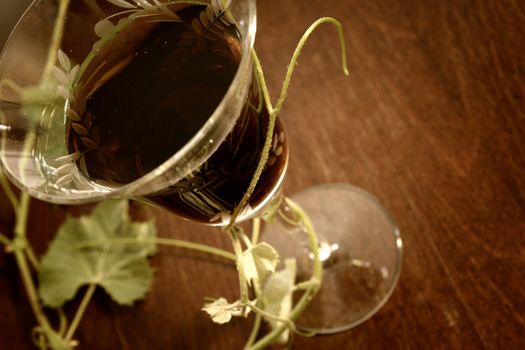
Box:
1, 0, 525, 349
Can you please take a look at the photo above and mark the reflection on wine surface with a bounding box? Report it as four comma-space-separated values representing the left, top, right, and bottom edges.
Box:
66, 6, 287, 223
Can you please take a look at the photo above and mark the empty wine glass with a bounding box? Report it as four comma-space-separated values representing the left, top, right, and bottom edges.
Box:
0, 0, 401, 336
260, 184, 402, 333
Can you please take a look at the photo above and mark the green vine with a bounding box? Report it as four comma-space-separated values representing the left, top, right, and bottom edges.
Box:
0, 0, 349, 349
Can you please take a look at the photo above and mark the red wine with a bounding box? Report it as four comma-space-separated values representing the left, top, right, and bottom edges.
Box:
67, 7, 288, 223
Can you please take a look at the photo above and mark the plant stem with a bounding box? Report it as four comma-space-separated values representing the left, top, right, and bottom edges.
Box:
42, 0, 71, 81
82, 0, 105, 19
13, 193, 54, 334
248, 198, 322, 350
244, 312, 262, 349
231, 17, 349, 228
64, 283, 96, 342
244, 223, 263, 349
277, 208, 301, 227
156, 237, 235, 260
273, 17, 349, 120
238, 17, 348, 348
2, 170, 60, 345
251, 218, 261, 245
243, 283, 263, 349
17, 0, 71, 186
247, 301, 295, 329
251, 49, 274, 116
25, 245, 40, 270
229, 228, 250, 308
58, 307, 69, 337
240, 229, 253, 248
14, 191, 30, 239
77, 237, 236, 261
0, 232, 11, 246
0, 3, 72, 345
14, 248, 52, 330
226, 47, 277, 228
0, 168, 19, 209
283, 198, 323, 312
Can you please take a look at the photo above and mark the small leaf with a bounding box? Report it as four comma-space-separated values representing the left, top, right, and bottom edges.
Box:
55, 151, 81, 163
212, 20, 227, 32
66, 108, 82, 122
57, 85, 70, 100
202, 297, 243, 324
71, 122, 89, 136
199, 11, 210, 27
53, 163, 74, 176
205, 6, 215, 22
38, 199, 158, 307
81, 137, 98, 149
106, 0, 136, 9
52, 66, 69, 85
240, 242, 279, 285
95, 19, 115, 38
192, 18, 204, 35
219, 14, 232, 27
134, 0, 153, 9
217, 0, 232, 12
261, 259, 297, 344
79, 155, 90, 177
224, 9, 235, 24
57, 49, 71, 71
68, 65, 80, 85
55, 173, 72, 187
211, 0, 231, 15
223, 0, 233, 10
211, 0, 221, 16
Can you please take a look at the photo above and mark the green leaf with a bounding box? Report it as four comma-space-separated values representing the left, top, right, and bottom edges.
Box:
201, 297, 244, 324
261, 259, 297, 344
38, 199, 157, 307
202, 297, 234, 324
240, 242, 279, 285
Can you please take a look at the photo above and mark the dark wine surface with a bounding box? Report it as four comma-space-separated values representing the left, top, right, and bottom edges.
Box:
67, 7, 288, 223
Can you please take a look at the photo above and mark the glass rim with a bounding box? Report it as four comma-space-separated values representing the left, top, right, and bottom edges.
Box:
0, 0, 258, 204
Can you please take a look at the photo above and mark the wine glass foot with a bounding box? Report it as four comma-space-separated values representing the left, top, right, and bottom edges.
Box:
261, 183, 402, 334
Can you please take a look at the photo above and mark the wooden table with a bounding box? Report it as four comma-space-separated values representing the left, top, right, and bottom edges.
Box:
1, 0, 524, 349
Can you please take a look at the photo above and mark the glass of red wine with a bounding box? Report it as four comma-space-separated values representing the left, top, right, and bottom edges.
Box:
0, 0, 401, 335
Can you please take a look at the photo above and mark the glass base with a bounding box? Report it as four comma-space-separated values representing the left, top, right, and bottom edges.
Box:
261, 183, 402, 334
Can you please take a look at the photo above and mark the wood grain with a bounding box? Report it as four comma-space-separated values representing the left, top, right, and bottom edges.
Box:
1, 0, 525, 349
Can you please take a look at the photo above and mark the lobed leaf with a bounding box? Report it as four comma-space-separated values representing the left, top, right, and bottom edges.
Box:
38, 199, 158, 307
201, 297, 245, 324
202, 297, 234, 324
261, 259, 297, 344
240, 242, 279, 285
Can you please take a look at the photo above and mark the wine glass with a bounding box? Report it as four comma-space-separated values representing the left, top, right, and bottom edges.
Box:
0, 0, 402, 336
260, 184, 402, 333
